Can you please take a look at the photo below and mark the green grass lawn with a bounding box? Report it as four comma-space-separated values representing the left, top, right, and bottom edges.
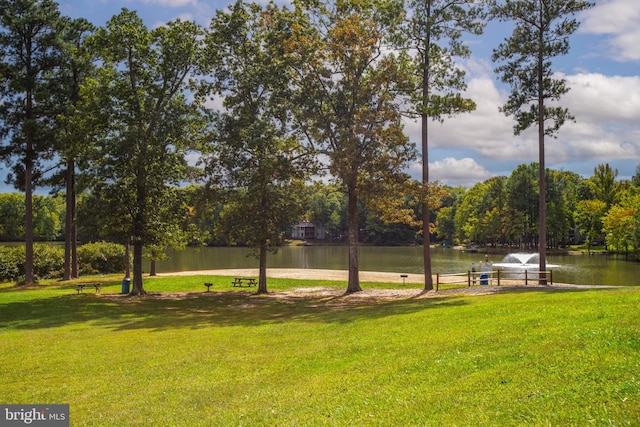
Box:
1, 275, 639, 426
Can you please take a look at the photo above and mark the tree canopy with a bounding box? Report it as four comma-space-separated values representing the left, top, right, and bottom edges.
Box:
80, 9, 205, 295
286, 0, 417, 293
0, 0, 65, 284
201, 1, 316, 294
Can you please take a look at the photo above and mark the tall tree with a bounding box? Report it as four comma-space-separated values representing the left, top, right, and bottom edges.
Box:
590, 163, 619, 210
574, 198, 606, 254
83, 10, 205, 295
454, 180, 490, 244
287, 0, 417, 293
506, 163, 538, 248
144, 187, 205, 277
454, 177, 505, 246
0, 193, 26, 241
491, 0, 593, 284
399, 0, 483, 290
0, 0, 63, 285
307, 183, 346, 241
610, 190, 640, 253
631, 164, 640, 187
546, 169, 572, 248
49, 17, 96, 280
602, 203, 634, 254
202, 1, 316, 294
434, 185, 465, 245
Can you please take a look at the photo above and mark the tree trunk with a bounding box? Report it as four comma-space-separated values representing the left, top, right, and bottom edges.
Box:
421, 7, 434, 291
64, 158, 79, 280
422, 101, 433, 291
124, 240, 131, 279
71, 194, 78, 280
131, 165, 146, 294
346, 180, 362, 293
537, 5, 547, 285
131, 240, 145, 295
71, 163, 79, 279
24, 155, 35, 285
422, 151, 433, 290
23, 83, 35, 286
150, 259, 157, 276
257, 242, 268, 294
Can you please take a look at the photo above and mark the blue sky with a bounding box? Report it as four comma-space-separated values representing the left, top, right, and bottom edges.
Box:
3, 0, 639, 192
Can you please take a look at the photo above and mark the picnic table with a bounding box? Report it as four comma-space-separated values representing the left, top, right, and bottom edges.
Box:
232, 277, 256, 287
76, 283, 101, 294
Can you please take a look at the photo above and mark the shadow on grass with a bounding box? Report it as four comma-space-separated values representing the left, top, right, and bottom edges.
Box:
0, 289, 468, 332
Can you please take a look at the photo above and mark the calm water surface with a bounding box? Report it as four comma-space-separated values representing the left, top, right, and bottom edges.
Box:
153, 246, 640, 287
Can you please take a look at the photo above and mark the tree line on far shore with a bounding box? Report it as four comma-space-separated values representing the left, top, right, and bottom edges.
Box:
2, 159, 638, 267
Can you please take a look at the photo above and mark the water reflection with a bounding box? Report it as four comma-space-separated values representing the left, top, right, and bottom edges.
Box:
152, 246, 639, 287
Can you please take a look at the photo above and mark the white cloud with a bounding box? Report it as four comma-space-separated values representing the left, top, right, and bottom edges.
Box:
404, 70, 539, 164
564, 73, 640, 123
413, 157, 494, 187
581, 0, 640, 61
556, 73, 640, 164
403, 62, 640, 187
566, 135, 637, 160
150, 12, 196, 29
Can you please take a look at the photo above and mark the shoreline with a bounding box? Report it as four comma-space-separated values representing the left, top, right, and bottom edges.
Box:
155, 268, 618, 290
157, 268, 426, 284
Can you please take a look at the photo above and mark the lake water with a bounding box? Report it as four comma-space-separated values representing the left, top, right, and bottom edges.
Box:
152, 246, 640, 287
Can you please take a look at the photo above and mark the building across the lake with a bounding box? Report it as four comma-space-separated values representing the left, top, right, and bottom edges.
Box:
291, 221, 326, 241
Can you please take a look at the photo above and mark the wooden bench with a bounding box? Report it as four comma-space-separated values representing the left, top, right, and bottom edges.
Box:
76, 283, 101, 294
232, 277, 256, 287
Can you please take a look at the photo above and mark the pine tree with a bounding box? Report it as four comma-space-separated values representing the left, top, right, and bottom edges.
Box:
0, 0, 64, 284
491, 0, 593, 284
400, 0, 484, 290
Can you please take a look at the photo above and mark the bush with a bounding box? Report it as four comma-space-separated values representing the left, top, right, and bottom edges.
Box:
0, 242, 126, 284
0, 244, 64, 283
77, 242, 126, 275
0, 246, 22, 283
33, 244, 65, 280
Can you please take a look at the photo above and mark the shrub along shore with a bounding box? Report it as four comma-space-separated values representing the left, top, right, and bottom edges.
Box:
0, 242, 125, 283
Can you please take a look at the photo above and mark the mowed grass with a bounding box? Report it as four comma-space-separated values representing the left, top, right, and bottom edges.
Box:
0, 275, 639, 426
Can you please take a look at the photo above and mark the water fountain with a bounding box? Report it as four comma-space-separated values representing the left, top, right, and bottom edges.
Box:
493, 252, 559, 269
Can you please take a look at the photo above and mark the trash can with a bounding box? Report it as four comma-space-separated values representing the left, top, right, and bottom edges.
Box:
480, 273, 488, 285
121, 278, 131, 294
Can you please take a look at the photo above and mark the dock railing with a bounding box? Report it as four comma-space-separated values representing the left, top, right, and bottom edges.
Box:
435, 270, 553, 291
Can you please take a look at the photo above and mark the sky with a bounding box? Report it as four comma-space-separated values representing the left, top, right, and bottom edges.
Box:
3, 0, 639, 192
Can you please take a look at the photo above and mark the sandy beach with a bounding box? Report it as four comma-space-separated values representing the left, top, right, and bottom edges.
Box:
158, 268, 425, 284
154, 268, 609, 301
